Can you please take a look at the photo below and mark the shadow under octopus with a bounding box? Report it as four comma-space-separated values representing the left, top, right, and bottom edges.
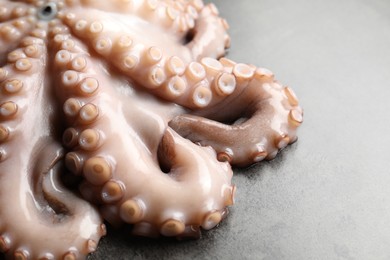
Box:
0, 0, 303, 259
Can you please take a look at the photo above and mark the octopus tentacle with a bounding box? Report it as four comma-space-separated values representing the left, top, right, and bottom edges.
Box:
169, 66, 303, 166
60, 6, 232, 110
0, 34, 104, 259
50, 32, 235, 238
186, 2, 230, 59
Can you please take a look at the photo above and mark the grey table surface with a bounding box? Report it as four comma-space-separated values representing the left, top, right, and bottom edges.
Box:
90, 0, 390, 259
0, 0, 390, 260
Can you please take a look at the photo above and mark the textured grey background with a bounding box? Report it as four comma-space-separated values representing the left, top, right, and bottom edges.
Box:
0, 1, 386, 260
91, 0, 390, 259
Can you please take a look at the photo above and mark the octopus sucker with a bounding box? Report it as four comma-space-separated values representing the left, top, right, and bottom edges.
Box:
0, 0, 303, 258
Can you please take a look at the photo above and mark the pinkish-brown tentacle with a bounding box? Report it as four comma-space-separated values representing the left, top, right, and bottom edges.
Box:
0, 34, 104, 259
169, 64, 303, 166
59, 2, 229, 108
50, 31, 235, 238
186, 3, 230, 60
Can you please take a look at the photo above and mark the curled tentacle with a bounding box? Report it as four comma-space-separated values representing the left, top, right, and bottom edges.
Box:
60, 2, 229, 109
186, 3, 230, 59
0, 34, 104, 259
50, 33, 234, 238
169, 66, 303, 167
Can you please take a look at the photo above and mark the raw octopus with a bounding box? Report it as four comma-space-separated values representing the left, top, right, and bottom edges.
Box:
0, 0, 303, 259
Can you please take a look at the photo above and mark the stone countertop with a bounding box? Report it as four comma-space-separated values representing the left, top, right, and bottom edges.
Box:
91, 1, 390, 259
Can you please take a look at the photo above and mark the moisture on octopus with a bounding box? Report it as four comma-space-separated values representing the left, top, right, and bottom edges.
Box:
0, 0, 303, 259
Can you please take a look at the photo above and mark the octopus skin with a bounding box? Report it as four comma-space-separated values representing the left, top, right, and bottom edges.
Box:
0, 0, 303, 259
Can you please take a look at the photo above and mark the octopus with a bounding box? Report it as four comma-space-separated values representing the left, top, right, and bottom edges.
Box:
0, 0, 303, 259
